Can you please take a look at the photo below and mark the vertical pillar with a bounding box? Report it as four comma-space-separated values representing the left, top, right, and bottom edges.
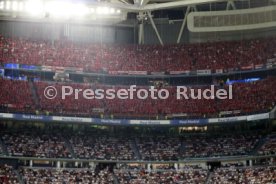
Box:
147, 164, 151, 172
249, 160, 252, 166
147, 11, 163, 46
57, 161, 61, 169
174, 163, 179, 170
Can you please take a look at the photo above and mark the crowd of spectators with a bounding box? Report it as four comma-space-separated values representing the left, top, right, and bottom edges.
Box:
2, 164, 276, 184
20, 167, 114, 184
1, 35, 275, 72
2, 132, 71, 158
0, 78, 34, 113
181, 134, 261, 158
35, 81, 103, 116
32, 77, 276, 118
136, 136, 181, 161
0, 74, 275, 118
114, 168, 208, 184
69, 135, 136, 160
0, 131, 274, 160
0, 165, 19, 184
210, 166, 276, 184
258, 135, 276, 155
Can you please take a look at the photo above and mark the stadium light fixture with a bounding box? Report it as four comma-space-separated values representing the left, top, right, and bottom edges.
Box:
110, 8, 115, 14
25, 0, 44, 16
45, 1, 74, 18
18, 1, 24, 11
5, 1, 10, 10
73, 3, 89, 17
12, 1, 18, 11
0, 1, 4, 10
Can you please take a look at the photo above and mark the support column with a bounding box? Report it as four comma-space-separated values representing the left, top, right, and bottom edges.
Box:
177, 6, 191, 43
226, 0, 236, 10
29, 160, 33, 167
138, 22, 144, 44
174, 163, 179, 170
147, 11, 164, 46
89, 162, 96, 169
63, 162, 66, 168
147, 164, 151, 172
56, 161, 61, 169
249, 160, 252, 166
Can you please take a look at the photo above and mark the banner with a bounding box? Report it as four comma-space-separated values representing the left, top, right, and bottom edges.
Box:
215, 69, 223, 74
92, 108, 105, 113
151, 72, 165, 75
254, 64, 264, 70
247, 113, 269, 121
169, 71, 190, 75
0, 112, 271, 125
128, 71, 147, 75
196, 70, 211, 75
241, 64, 254, 70
169, 113, 188, 117
130, 120, 170, 125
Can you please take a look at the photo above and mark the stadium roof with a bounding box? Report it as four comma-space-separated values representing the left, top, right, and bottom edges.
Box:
99, 0, 274, 11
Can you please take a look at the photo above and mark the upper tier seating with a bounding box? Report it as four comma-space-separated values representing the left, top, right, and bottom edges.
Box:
1, 35, 275, 72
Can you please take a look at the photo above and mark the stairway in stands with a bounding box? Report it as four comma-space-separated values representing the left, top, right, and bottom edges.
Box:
28, 80, 40, 110
63, 136, 77, 159
14, 169, 24, 184
131, 139, 142, 160
205, 171, 213, 184
0, 137, 8, 156
250, 136, 268, 155
112, 173, 120, 184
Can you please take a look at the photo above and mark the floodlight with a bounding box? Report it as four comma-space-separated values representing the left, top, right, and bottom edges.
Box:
45, 1, 73, 18
73, 3, 89, 17
110, 8, 115, 14
18, 1, 24, 11
0, 1, 4, 10
12, 1, 18, 11
6, 1, 10, 10
25, 0, 44, 16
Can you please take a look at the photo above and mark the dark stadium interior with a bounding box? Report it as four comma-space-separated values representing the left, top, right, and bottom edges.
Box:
0, 0, 276, 183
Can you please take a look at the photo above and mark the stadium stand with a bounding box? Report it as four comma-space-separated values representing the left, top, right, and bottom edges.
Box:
20, 167, 114, 184
0, 165, 19, 184
136, 136, 181, 161
258, 134, 276, 156
0, 35, 275, 72
69, 135, 136, 160
34, 77, 276, 118
0, 1, 275, 184
181, 134, 261, 158
0, 129, 273, 160
0, 78, 34, 113
114, 168, 208, 184
2, 132, 71, 158
210, 166, 276, 184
